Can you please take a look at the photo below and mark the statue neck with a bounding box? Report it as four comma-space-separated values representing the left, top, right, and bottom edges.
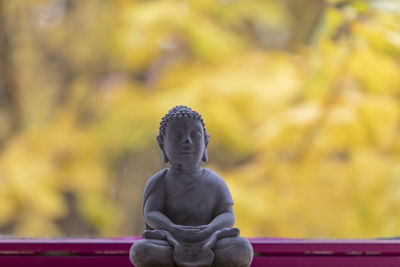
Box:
169, 163, 202, 177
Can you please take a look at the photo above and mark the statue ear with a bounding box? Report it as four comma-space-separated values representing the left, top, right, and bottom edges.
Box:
202, 133, 209, 163
157, 134, 169, 163
202, 149, 208, 163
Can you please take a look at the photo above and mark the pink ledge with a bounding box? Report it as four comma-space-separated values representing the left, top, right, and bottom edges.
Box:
1, 237, 400, 266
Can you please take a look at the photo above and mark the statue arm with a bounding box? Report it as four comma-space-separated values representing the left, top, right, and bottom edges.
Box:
194, 205, 234, 240
143, 190, 177, 233
196, 171, 236, 238
142, 170, 178, 232
144, 188, 201, 236
144, 192, 207, 242
178, 206, 235, 243
208, 205, 235, 231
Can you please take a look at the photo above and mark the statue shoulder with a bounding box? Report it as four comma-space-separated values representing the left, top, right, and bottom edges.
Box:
203, 168, 230, 189
202, 168, 234, 207
143, 168, 168, 204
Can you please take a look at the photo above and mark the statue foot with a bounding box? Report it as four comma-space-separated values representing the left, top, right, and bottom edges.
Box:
142, 229, 167, 240
130, 239, 175, 267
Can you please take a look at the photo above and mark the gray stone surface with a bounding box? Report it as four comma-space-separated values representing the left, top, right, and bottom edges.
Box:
130, 106, 253, 267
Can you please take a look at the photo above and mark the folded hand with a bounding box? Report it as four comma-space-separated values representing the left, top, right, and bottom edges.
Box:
172, 224, 213, 243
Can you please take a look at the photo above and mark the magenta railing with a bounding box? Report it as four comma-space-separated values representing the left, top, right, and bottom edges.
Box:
1, 237, 400, 266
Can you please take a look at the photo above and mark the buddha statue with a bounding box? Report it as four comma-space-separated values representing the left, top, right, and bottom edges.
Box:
130, 105, 253, 267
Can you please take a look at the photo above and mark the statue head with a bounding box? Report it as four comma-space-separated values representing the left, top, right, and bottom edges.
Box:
157, 105, 210, 166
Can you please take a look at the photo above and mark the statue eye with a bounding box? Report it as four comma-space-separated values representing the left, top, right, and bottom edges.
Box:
172, 131, 183, 139
190, 131, 202, 139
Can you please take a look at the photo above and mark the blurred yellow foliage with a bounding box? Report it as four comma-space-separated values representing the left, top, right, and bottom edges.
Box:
0, 0, 399, 238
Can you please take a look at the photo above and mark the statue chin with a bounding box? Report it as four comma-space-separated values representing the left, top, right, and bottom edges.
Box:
129, 106, 254, 267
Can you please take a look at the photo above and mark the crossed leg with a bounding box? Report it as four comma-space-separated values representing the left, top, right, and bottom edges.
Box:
130, 239, 175, 267
130, 236, 253, 267
213, 236, 254, 267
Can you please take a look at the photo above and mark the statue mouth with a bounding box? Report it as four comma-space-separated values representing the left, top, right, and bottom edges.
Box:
180, 151, 195, 155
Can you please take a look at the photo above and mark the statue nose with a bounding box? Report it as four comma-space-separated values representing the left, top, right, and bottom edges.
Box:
183, 136, 193, 145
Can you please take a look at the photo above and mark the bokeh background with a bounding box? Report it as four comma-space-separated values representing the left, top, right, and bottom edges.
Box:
0, 0, 400, 238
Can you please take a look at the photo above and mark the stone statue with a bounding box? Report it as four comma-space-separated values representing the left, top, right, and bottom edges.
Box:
130, 105, 253, 267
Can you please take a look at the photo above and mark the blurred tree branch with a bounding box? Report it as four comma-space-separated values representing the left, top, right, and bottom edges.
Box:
285, 0, 326, 50
0, 0, 21, 145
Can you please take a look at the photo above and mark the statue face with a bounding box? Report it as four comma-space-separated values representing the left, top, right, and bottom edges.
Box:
163, 118, 206, 167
